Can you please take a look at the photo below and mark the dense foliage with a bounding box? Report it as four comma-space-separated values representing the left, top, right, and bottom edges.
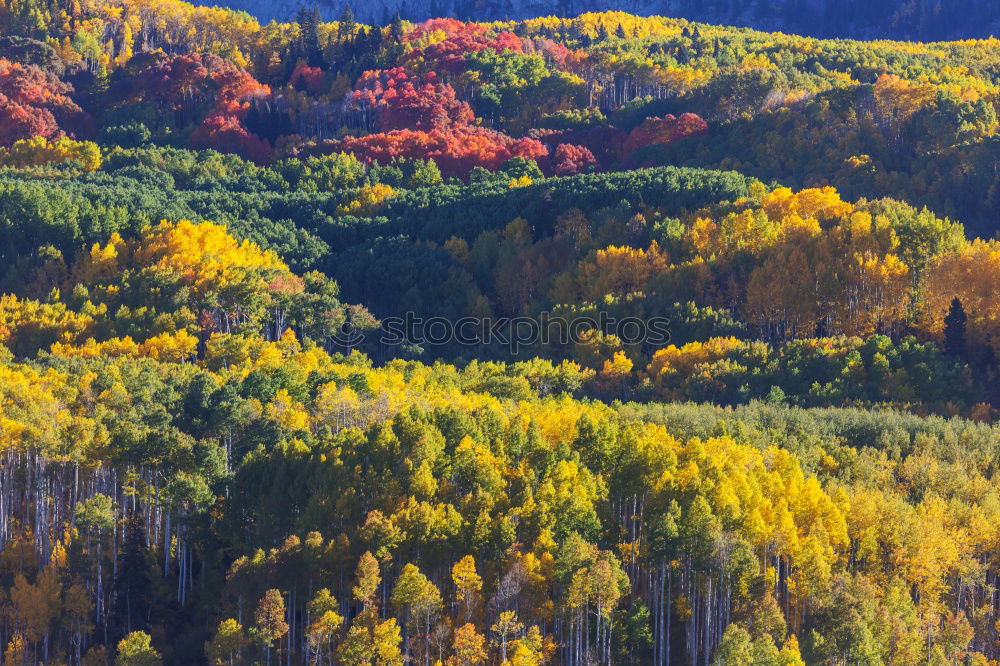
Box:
221, 0, 1000, 43
2, 1, 1000, 665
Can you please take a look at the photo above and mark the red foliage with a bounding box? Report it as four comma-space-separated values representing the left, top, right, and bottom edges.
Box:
531, 114, 705, 170
551, 143, 599, 176
623, 112, 708, 155
0, 58, 89, 146
125, 53, 272, 162
530, 126, 628, 167
337, 126, 547, 178
290, 64, 326, 95
127, 53, 212, 110
190, 113, 273, 164
123, 53, 267, 110
489, 32, 525, 53
401, 19, 523, 73
209, 59, 271, 116
527, 38, 576, 70
351, 68, 474, 131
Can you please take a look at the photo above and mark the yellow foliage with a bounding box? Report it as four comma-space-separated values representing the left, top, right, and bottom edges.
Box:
575, 241, 668, 299
688, 209, 778, 259
923, 239, 1000, 350
0, 294, 100, 352
647, 337, 745, 383
874, 73, 937, 125
69, 221, 291, 313
739, 53, 776, 70
599, 351, 633, 381
138, 329, 198, 362
50, 336, 141, 359
0, 137, 102, 171
338, 183, 397, 216
762, 186, 852, 222
136, 220, 287, 293
267, 389, 311, 431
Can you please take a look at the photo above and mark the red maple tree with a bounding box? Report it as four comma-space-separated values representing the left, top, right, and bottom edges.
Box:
623, 112, 708, 155
122, 53, 273, 162
401, 19, 523, 73
351, 68, 474, 131
551, 143, 599, 176
0, 58, 90, 146
337, 126, 547, 178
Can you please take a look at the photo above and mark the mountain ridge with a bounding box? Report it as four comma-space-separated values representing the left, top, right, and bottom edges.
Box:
220, 0, 1000, 42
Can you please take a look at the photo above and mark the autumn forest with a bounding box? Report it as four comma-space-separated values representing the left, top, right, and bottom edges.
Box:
3, 0, 1000, 664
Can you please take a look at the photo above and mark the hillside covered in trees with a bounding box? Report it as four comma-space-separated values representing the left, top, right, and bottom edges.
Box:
4, 1, 1000, 665
222, 0, 1000, 43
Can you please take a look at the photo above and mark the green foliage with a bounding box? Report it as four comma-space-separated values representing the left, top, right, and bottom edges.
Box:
2, 4, 1000, 665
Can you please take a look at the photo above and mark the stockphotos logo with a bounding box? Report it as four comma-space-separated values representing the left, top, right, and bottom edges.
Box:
331, 312, 368, 348
331, 311, 671, 354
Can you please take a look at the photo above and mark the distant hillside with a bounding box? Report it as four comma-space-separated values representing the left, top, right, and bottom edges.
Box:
224, 0, 1000, 41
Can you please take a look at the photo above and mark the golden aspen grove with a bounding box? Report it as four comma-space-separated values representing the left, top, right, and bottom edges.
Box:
3, 0, 1000, 664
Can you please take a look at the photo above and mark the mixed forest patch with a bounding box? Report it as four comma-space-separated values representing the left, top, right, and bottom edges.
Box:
1, 1, 1000, 664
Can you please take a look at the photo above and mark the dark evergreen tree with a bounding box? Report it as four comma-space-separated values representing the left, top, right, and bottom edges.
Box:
296, 5, 324, 68
568, 19, 584, 43
944, 297, 967, 357
389, 11, 404, 43
113, 513, 154, 639
337, 5, 356, 43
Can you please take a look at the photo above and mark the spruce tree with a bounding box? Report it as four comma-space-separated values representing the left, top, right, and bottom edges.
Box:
944, 297, 967, 357
337, 5, 356, 43
113, 513, 153, 639
389, 11, 404, 43
297, 5, 324, 68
